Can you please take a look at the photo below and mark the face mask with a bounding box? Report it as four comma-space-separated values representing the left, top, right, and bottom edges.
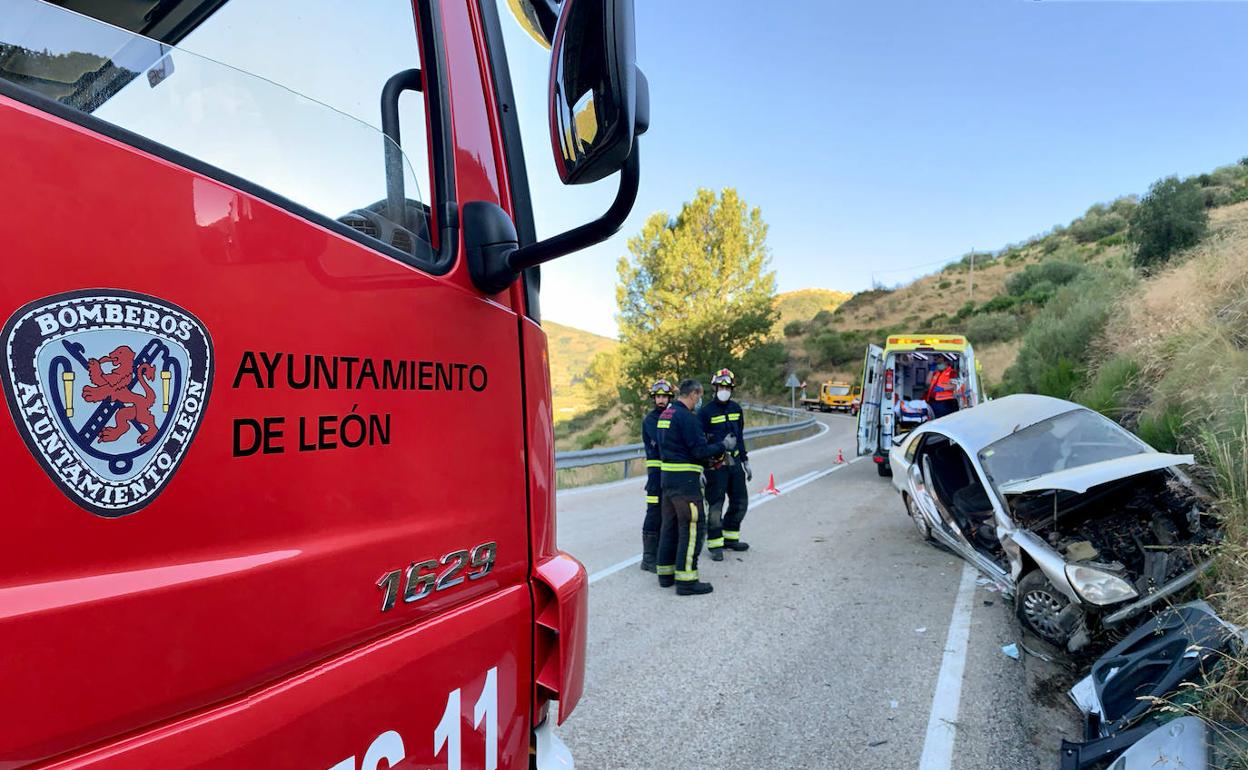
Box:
716, 389, 731, 402
694, 398, 703, 411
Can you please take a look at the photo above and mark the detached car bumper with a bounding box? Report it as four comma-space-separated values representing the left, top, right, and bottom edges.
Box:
1102, 561, 1213, 627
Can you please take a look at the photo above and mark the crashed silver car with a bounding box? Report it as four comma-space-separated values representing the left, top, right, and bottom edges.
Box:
889, 394, 1219, 651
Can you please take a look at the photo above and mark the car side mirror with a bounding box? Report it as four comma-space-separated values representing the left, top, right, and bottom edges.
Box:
549, 0, 641, 184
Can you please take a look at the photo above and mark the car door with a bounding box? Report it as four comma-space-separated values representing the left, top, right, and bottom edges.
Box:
856, 344, 884, 456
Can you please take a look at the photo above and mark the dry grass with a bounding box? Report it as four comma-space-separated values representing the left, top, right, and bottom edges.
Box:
1095, 201, 1248, 757
1143, 415, 1248, 767
975, 339, 1023, 391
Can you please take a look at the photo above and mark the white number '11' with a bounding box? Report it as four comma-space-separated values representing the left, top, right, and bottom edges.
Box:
327, 666, 498, 770
435, 666, 497, 770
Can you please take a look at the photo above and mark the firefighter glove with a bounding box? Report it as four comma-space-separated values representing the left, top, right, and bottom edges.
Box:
743, 461, 752, 482
722, 433, 738, 452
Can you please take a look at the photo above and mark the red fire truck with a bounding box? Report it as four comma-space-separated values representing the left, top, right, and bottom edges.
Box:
0, 0, 644, 766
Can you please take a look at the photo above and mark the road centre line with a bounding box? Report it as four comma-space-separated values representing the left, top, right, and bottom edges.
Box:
587, 457, 864, 585
917, 563, 979, 770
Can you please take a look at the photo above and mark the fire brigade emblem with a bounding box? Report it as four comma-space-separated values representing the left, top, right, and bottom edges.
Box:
1, 290, 213, 517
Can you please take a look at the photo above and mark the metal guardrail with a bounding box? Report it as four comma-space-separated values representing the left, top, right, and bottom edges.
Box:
554, 403, 816, 470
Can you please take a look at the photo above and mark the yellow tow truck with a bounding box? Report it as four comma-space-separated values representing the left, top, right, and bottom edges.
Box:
802, 380, 859, 413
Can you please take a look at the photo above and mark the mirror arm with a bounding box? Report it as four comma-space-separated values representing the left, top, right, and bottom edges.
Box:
506, 141, 640, 273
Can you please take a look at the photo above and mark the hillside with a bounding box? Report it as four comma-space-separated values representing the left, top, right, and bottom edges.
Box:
773, 288, 851, 334
545, 320, 617, 421
783, 160, 1248, 394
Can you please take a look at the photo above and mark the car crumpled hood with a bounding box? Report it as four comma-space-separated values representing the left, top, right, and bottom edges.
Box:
998, 453, 1193, 495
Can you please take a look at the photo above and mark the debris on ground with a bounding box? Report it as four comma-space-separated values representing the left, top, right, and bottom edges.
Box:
1002, 643, 1021, 661
1018, 642, 1054, 663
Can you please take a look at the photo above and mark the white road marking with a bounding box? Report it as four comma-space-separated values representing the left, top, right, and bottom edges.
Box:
917, 562, 979, 770
586, 457, 865, 585
559, 420, 832, 498
588, 554, 643, 584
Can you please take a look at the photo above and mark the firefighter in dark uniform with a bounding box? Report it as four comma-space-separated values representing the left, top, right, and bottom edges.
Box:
700, 368, 752, 560
639, 379, 674, 573
656, 378, 736, 595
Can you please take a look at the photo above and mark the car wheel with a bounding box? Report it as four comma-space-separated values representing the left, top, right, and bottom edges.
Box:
876, 461, 892, 477
904, 494, 934, 542
1015, 570, 1080, 647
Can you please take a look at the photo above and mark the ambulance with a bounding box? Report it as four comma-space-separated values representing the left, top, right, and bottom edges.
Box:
0, 0, 643, 766
856, 335, 984, 476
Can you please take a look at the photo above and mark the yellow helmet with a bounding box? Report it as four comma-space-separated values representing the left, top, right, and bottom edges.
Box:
711, 368, 735, 388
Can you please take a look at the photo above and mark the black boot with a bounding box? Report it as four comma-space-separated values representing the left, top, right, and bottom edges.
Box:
658, 574, 675, 588
724, 540, 750, 551
640, 532, 659, 573
676, 580, 713, 596
709, 548, 724, 561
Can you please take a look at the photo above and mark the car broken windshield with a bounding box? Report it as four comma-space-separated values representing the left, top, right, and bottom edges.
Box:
977, 409, 1148, 493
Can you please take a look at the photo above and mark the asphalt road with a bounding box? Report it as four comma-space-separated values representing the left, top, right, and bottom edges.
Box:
555, 412, 1070, 770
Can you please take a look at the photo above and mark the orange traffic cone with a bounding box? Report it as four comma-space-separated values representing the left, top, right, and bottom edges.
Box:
763, 473, 780, 495
836, 448, 845, 464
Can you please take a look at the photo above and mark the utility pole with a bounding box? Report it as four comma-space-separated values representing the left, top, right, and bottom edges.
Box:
968, 248, 975, 304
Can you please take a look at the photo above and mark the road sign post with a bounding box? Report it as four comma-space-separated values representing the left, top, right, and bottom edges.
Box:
785, 372, 801, 412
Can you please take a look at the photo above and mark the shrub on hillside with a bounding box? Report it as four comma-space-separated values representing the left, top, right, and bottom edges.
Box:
1001, 267, 1133, 398
1203, 185, 1236, 208
1004, 260, 1084, 298
1129, 176, 1209, 270
807, 330, 857, 369
977, 294, 1020, 314
737, 340, 788, 393
783, 320, 805, 337
1069, 210, 1128, 244
964, 312, 1023, 345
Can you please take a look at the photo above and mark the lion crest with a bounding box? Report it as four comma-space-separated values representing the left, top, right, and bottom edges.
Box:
81, 345, 159, 444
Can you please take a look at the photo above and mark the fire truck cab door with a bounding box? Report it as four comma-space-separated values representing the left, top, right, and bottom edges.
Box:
0, 2, 534, 767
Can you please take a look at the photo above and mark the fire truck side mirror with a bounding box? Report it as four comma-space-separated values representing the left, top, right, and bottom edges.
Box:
466, 0, 646, 295
549, 0, 640, 185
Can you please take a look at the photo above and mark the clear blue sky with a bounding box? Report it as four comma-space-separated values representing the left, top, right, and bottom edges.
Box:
501, 0, 1248, 338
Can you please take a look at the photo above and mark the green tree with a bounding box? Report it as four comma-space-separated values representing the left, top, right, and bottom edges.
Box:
1129, 176, 1209, 270
616, 188, 778, 400
577, 350, 622, 410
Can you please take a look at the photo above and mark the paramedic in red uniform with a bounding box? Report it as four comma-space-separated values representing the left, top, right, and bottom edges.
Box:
925, 358, 961, 419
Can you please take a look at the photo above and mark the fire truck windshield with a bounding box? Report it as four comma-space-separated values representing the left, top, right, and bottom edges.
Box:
0, 0, 437, 263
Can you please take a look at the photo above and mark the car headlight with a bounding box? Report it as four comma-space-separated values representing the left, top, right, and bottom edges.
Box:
1064, 564, 1138, 606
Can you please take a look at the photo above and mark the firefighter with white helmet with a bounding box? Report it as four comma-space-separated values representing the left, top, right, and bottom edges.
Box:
639, 378, 674, 572
699, 367, 752, 560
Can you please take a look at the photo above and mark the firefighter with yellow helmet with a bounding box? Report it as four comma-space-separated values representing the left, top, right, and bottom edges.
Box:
639, 378, 674, 572
699, 368, 752, 559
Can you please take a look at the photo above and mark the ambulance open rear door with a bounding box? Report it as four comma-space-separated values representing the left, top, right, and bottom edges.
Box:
856, 344, 884, 456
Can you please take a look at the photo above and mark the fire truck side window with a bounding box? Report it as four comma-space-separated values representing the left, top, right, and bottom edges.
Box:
0, 0, 447, 270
